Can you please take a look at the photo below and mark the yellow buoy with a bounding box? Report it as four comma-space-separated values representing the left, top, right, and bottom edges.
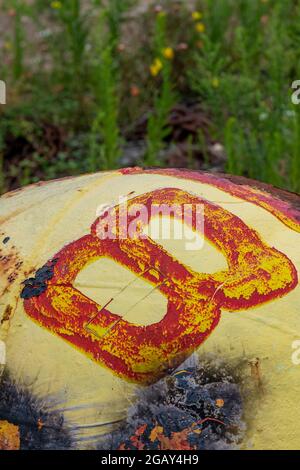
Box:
0, 168, 299, 450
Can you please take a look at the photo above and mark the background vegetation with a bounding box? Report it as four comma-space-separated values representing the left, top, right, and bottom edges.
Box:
0, 0, 299, 194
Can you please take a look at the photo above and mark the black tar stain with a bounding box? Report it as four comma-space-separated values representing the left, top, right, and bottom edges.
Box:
0, 370, 72, 450
21, 259, 58, 300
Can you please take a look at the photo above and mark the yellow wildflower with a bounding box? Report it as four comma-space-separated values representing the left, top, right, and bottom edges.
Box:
195, 22, 205, 33
211, 77, 220, 88
192, 11, 203, 21
51, 1, 62, 9
162, 47, 174, 60
150, 58, 163, 77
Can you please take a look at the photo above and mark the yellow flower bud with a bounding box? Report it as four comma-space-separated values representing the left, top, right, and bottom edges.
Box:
162, 47, 174, 60
192, 11, 203, 21
150, 58, 163, 77
195, 22, 205, 33
211, 77, 220, 88
51, 1, 62, 9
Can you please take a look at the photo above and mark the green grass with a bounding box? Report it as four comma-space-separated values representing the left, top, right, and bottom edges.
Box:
145, 11, 176, 166
189, 0, 300, 191
0, 0, 299, 193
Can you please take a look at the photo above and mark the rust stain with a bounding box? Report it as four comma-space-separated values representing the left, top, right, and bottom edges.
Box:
120, 417, 227, 451
0, 251, 23, 292
37, 418, 44, 431
0, 421, 20, 450
0, 234, 24, 295
216, 398, 225, 408
249, 357, 263, 390
153, 427, 194, 450
1, 305, 13, 325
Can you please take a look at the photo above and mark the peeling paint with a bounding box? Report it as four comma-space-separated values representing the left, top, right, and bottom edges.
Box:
0, 169, 299, 450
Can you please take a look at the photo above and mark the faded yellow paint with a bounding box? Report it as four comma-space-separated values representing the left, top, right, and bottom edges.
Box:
0, 170, 299, 449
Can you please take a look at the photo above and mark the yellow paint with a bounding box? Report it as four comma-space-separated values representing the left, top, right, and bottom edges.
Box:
0, 170, 299, 449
